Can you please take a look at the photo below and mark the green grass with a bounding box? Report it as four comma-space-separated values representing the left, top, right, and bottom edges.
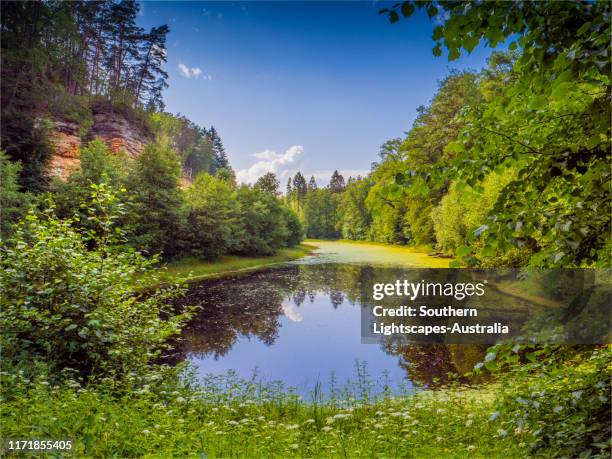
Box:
1, 371, 529, 458
160, 244, 315, 283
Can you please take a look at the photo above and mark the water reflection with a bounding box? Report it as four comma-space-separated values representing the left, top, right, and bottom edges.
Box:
172, 264, 495, 392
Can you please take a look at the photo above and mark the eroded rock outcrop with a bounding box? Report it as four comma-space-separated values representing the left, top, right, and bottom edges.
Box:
88, 109, 149, 159
46, 106, 151, 179
47, 120, 82, 179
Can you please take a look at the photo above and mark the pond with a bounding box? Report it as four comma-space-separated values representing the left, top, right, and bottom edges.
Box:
170, 242, 535, 397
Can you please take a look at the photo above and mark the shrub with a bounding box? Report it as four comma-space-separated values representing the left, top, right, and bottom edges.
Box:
481, 345, 611, 458
0, 184, 192, 380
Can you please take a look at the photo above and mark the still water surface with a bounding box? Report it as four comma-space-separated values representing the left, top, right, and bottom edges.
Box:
174, 242, 530, 396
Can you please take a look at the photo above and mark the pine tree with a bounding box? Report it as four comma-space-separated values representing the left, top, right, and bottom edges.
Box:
308, 176, 318, 191
103, 0, 142, 94
134, 25, 169, 109
206, 126, 229, 171
329, 170, 345, 193
292, 172, 307, 209
286, 178, 292, 195
292, 172, 307, 199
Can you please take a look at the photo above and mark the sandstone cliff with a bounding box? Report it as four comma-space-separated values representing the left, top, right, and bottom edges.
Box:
46, 105, 150, 179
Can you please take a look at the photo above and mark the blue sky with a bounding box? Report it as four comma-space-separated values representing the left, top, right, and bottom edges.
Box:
138, 1, 497, 185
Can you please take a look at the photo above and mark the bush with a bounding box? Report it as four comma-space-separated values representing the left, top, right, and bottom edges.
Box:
482, 345, 611, 458
0, 185, 192, 380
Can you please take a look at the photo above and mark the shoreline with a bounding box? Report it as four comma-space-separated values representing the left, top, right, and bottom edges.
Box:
157, 243, 317, 284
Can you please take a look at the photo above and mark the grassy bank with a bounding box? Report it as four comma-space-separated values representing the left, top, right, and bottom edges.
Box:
160, 243, 315, 283
1, 371, 527, 458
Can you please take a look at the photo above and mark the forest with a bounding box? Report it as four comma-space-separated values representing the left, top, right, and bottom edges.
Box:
1, 1, 610, 458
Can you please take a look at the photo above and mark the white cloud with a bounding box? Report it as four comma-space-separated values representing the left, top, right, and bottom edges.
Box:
237, 146, 370, 187
282, 302, 303, 322
178, 63, 211, 80
178, 63, 191, 78
237, 145, 304, 184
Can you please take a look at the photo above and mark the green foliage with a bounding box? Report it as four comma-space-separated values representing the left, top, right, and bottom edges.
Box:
127, 141, 186, 258
337, 177, 372, 240
304, 188, 341, 239
0, 186, 191, 380
383, 1, 611, 268
52, 140, 129, 218
184, 173, 238, 259
255, 172, 281, 196
0, 110, 53, 192
479, 345, 611, 458
184, 174, 302, 259
233, 186, 293, 256
431, 171, 514, 253
282, 206, 304, 247
0, 151, 30, 236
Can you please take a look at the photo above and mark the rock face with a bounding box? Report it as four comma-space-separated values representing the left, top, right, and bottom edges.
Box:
47, 120, 82, 179
46, 107, 150, 179
88, 109, 149, 159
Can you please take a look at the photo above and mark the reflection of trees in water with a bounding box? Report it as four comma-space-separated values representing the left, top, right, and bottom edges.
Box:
171, 263, 487, 386
174, 270, 292, 360
381, 336, 487, 387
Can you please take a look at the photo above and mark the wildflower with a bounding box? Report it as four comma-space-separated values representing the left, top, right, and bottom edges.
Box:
467, 445, 476, 452
142, 429, 150, 435
215, 431, 224, 435
465, 419, 473, 427
228, 420, 239, 426
303, 419, 315, 424
286, 424, 299, 430
322, 426, 333, 433
290, 444, 299, 450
